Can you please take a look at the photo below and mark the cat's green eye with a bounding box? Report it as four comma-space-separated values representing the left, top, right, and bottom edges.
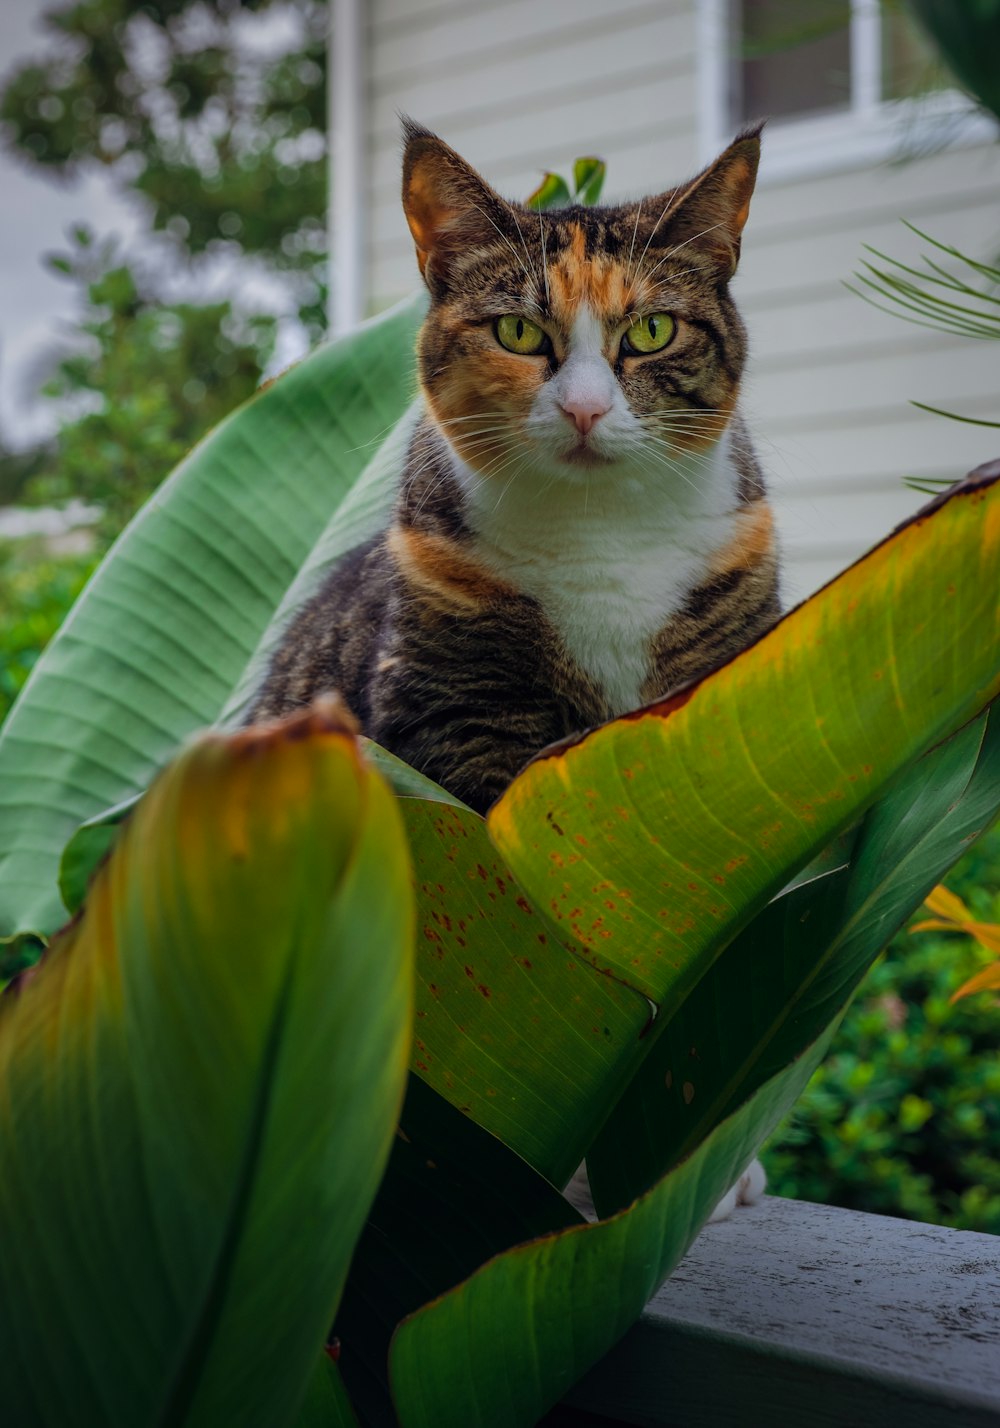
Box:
623, 312, 676, 355
496, 314, 548, 355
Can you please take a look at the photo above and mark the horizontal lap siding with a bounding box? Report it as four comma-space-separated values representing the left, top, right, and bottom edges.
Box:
739, 141, 1000, 599
366, 0, 699, 305
362, 1, 999, 599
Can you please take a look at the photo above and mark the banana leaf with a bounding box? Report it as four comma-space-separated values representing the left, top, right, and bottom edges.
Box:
0, 295, 424, 940
488, 471, 1000, 1012
0, 705, 414, 1428
387, 700, 1000, 1428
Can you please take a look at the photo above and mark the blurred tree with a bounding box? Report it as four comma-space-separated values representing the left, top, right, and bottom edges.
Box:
0, 0, 327, 336
22, 226, 276, 539
764, 824, 1000, 1234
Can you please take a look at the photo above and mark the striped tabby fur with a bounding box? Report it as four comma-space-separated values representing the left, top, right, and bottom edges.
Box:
250, 120, 780, 812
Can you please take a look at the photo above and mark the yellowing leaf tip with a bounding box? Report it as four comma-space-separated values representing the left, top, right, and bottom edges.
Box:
231, 694, 362, 754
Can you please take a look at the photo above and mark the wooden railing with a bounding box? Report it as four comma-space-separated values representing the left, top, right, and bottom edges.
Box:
558, 1196, 1000, 1427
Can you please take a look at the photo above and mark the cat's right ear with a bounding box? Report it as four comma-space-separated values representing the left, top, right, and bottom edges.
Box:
401, 119, 512, 292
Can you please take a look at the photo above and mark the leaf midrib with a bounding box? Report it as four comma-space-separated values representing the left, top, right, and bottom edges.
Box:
155, 968, 294, 1427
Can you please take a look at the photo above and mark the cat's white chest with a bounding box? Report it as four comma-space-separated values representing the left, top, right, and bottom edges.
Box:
456, 435, 742, 716
505, 518, 735, 714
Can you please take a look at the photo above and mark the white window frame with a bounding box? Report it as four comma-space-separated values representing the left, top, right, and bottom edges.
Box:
696, 0, 997, 185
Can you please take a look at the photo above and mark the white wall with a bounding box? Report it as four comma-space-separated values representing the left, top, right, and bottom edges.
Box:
362, 0, 1000, 601
744, 138, 1000, 601
366, 0, 699, 299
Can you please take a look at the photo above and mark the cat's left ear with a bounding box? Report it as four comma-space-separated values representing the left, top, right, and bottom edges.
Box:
655, 124, 763, 280
401, 118, 517, 293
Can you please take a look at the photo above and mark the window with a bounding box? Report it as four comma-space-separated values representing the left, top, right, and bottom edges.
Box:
696, 0, 995, 182
734, 0, 854, 126
728, 0, 945, 129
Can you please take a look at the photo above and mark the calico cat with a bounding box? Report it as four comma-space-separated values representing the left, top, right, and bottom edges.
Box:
250, 118, 780, 814
253, 120, 776, 1217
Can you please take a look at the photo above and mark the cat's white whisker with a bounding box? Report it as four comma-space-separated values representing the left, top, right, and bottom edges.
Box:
537, 205, 550, 306
638, 221, 728, 287
633, 178, 696, 278
469, 201, 535, 290
508, 205, 537, 296
624, 197, 643, 290
640, 253, 715, 287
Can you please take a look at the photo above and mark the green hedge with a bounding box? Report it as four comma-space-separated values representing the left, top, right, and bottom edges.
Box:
0, 543, 97, 723
765, 823, 1000, 1233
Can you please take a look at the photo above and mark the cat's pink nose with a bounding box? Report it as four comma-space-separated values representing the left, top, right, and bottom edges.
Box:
560, 398, 610, 436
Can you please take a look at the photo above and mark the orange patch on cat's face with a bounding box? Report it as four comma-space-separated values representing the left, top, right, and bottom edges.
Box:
422, 312, 546, 475
547, 225, 630, 338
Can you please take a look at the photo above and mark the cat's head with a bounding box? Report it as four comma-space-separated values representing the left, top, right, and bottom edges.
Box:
401, 119, 761, 491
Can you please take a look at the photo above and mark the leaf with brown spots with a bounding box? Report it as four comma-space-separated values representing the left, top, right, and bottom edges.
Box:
398, 799, 651, 1187
587, 703, 1000, 1211
489, 470, 1000, 1015
0, 708, 414, 1427
388, 700, 1000, 1428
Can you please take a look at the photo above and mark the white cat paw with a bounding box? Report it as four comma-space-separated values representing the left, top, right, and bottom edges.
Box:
707, 1157, 766, 1223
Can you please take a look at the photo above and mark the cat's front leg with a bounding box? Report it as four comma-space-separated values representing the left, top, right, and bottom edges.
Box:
366, 640, 562, 815
707, 1158, 767, 1223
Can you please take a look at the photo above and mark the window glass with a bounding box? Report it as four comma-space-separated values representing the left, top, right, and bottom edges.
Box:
881, 6, 947, 100
732, 0, 852, 125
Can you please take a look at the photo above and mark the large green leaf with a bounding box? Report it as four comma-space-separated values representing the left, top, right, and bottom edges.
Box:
587, 701, 1000, 1212
398, 798, 651, 1186
387, 698, 1000, 1428
0, 295, 424, 940
909, 0, 1000, 122
389, 1023, 834, 1428
0, 704, 414, 1428
488, 472, 1000, 1011
335, 1074, 580, 1427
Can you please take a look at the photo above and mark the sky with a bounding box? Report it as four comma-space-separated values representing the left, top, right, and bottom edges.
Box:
0, 0, 141, 449
0, 0, 313, 453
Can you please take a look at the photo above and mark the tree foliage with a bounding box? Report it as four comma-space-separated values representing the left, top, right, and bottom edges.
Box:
23, 227, 275, 538
0, 0, 328, 333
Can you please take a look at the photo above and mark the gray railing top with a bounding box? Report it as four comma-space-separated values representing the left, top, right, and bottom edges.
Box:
566, 1195, 1000, 1427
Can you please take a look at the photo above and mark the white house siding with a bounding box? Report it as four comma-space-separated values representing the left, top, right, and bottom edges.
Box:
361, 0, 1000, 600
743, 140, 1000, 600
366, 0, 699, 299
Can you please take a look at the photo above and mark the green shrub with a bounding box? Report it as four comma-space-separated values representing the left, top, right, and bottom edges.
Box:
764, 824, 1000, 1232
0, 542, 97, 724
